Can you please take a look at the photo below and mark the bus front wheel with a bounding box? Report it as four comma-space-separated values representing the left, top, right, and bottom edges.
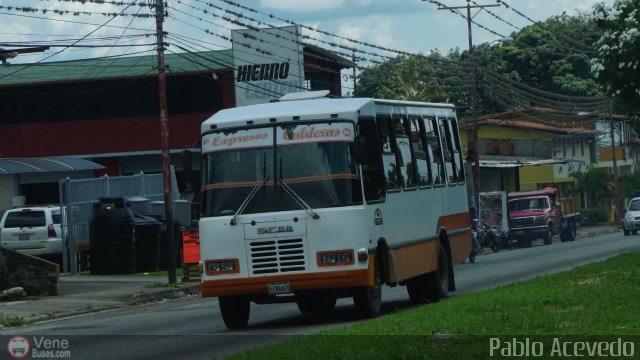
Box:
407, 241, 449, 303
219, 296, 250, 330
353, 258, 382, 318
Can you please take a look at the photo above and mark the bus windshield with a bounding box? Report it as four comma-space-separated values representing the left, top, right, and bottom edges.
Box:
201, 122, 363, 217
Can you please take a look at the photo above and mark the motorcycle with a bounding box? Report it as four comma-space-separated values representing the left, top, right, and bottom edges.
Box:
477, 220, 503, 253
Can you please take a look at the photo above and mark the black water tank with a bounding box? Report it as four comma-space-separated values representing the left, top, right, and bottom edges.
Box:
134, 215, 162, 273
154, 217, 182, 271
90, 197, 135, 274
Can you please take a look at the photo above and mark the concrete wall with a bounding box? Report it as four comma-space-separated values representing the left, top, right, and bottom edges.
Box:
519, 164, 554, 191
0, 247, 59, 296
0, 175, 17, 214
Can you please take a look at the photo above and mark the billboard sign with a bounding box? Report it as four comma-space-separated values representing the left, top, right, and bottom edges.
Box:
231, 25, 305, 106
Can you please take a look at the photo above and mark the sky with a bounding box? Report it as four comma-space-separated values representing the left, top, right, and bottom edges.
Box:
0, 0, 616, 94
0, 0, 613, 63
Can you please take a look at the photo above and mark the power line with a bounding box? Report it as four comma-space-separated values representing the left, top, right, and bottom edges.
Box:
166, 14, 312, 95
0, 42, 155, 48
83, 3, 150, 79
0, 10, 152, 32
169, 1, 382, 68
1, 3, 138, 79
0, 4, 153, 18
496, 0, 597, 53
212, 0, 416, 58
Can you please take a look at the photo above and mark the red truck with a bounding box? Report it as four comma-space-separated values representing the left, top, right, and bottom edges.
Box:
507, 188, 578, 248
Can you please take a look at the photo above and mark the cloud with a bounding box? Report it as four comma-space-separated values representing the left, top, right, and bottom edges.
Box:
335, 15, 395, 51
260, 0, 346, 12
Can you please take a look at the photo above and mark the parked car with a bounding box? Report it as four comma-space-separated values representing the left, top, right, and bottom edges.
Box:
0, 205, 66, 256
623, 197, 640, 236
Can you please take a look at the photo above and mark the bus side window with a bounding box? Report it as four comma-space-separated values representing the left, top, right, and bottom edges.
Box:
357, 116, 386, 203
377, 115, 402, 192
409, 116, 431, 187
448, 118, 465, 183
393, 116, 416, 189
438, 117, 457, 184
424, 117, 445, 186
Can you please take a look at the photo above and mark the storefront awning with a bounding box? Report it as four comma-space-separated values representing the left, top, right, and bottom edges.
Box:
0, 157, 104, 175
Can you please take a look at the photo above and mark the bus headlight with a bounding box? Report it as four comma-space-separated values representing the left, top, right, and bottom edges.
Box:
322, 253, 337, 264
205, 259, 239, 275
337, 252, 352, 263
208, 262, 221, 272
221, 261, 236, 272
318, 250, 354, 266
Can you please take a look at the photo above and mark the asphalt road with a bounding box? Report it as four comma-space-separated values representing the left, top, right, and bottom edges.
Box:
2, 231, 638, 359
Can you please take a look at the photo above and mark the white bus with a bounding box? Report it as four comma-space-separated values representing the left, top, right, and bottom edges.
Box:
199, 92, 471, 329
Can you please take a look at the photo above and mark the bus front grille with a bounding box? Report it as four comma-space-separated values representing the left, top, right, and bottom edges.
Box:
249, 238, 306, 275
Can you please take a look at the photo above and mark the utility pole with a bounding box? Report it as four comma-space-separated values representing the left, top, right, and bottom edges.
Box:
609, 101, 620, 224
352, 51, 357, 97
436, 0, 500, 211
155, 0, 177, 284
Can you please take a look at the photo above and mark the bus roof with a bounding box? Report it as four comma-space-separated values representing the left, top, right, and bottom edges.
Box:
201, 97, 456, 133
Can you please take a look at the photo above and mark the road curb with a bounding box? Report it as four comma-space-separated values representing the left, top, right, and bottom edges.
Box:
17, 284, 201, 325
128, 284, 201, 305
576, 228, 620, 240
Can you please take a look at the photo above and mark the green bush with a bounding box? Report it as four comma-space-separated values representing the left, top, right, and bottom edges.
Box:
579, 208, 609, 225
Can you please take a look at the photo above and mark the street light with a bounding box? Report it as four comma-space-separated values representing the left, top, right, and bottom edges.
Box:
0, 46, 49, 65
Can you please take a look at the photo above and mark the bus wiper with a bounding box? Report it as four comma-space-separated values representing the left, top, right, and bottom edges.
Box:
279, 180, 320, 220
230, 174, 269, 226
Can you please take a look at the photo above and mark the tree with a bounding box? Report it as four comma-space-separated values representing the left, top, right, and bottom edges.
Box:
356, 12, 604, 117
619, 172, 640, 198
591, 0, 640, 116
475, 12, 602, 97
570, 167, 613, 208
356, 51, 469, 106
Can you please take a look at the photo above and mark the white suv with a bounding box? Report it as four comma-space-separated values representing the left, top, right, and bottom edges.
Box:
0, 205, 65, 256
623, 197, 640, 236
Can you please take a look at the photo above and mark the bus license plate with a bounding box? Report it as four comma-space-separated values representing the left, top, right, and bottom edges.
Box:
515, 230, 524, 235
267, 282, 292, 295
19, 234, 29, 240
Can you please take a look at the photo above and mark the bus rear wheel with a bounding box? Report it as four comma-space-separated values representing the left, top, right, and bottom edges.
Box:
219, 296, 250, 330
353, 258, 382, 318
407, 242, 449, 303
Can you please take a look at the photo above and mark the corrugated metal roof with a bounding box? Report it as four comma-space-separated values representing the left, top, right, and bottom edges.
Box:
481, 118, 596, 135
0, 50, 233, 87
479, 158, 567, 168
0, 157, 104, 174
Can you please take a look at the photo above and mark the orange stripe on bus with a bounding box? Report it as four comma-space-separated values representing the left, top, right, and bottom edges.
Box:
200, 173, 360, 191
201, 262, 374, 298
436, 211, 472, 265
387, 240, 438, 283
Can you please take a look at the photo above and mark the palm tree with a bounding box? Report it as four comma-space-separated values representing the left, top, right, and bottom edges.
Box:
570, 167, 613, 209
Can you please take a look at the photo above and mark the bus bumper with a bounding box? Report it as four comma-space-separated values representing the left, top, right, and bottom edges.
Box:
201, 267, 372, 298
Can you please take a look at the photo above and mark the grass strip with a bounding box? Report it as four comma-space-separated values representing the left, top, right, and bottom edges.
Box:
231, 251, 640, 359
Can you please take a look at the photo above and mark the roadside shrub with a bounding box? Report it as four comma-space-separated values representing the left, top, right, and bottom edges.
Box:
579, 208, 609, 225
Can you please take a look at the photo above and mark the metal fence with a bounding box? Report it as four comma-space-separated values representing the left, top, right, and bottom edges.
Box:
59, 168, 179, 273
